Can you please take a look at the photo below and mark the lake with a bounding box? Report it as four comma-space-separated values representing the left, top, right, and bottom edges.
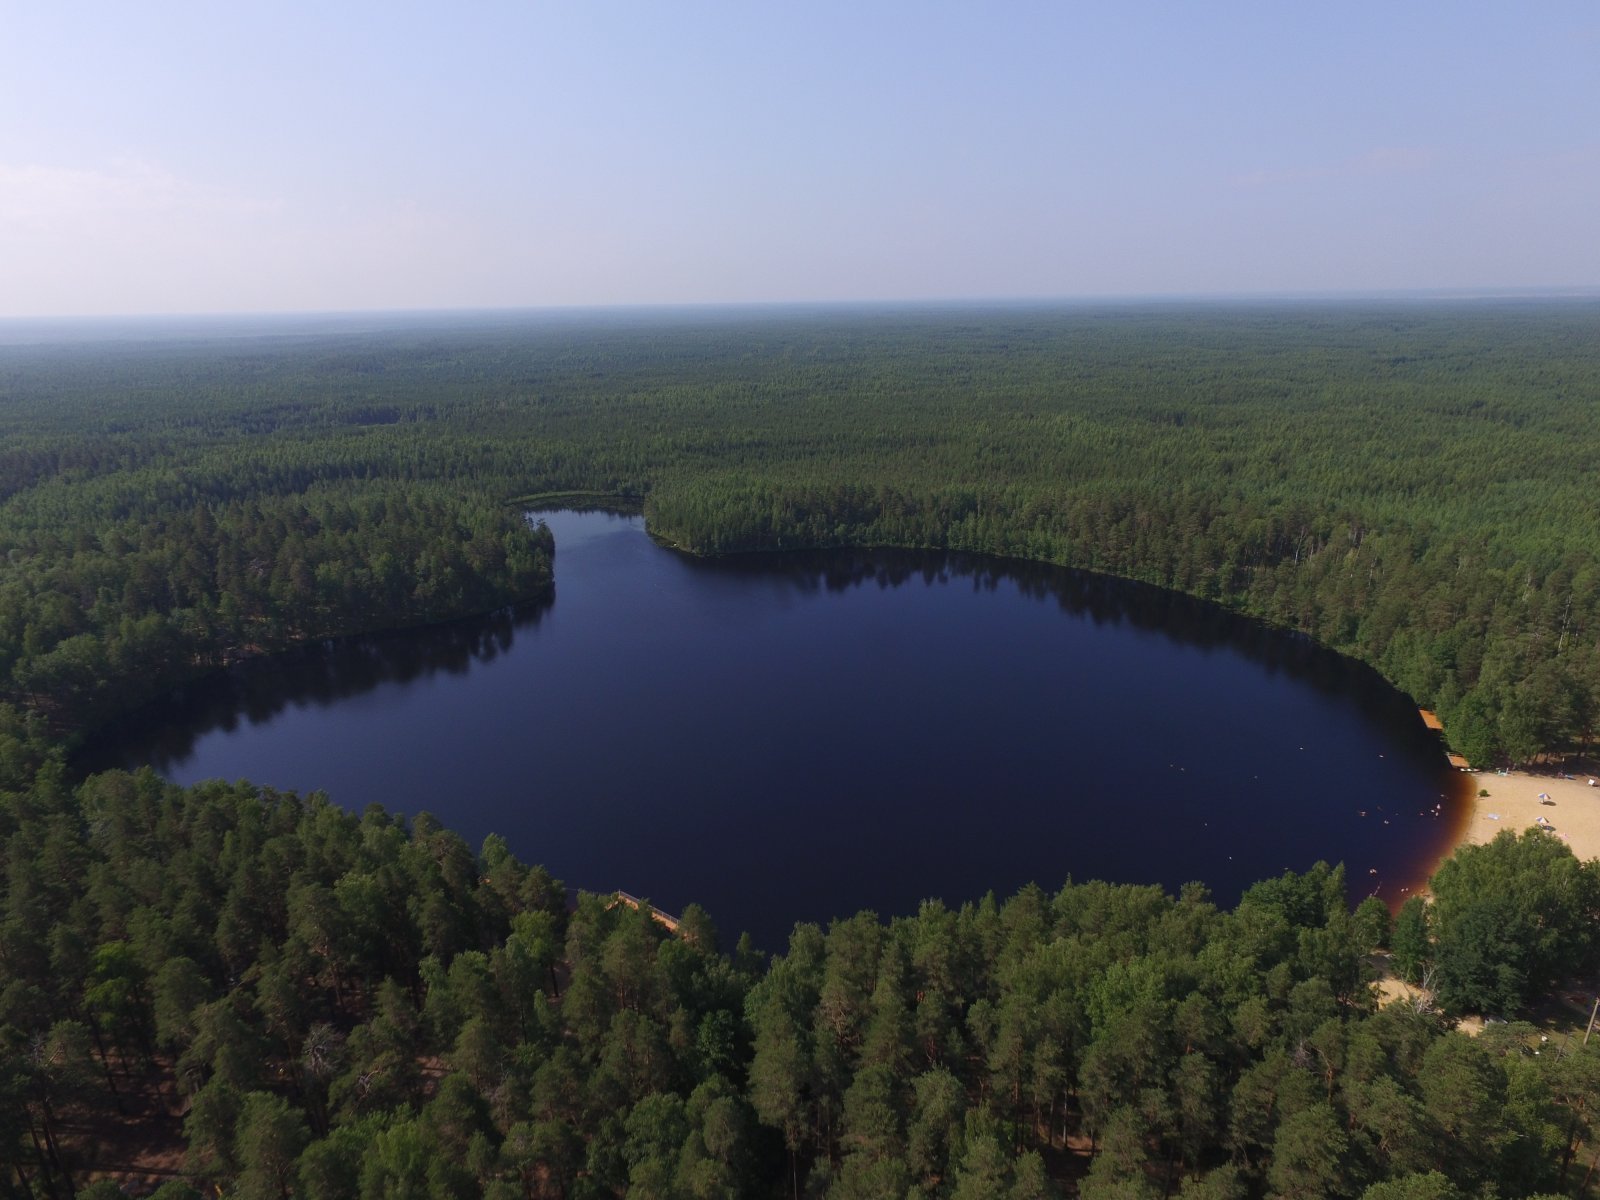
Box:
86, 509, 1467, 950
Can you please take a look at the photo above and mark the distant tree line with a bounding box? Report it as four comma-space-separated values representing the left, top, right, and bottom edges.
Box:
3, 302, 1598, 760
3, 766, 1599, 1198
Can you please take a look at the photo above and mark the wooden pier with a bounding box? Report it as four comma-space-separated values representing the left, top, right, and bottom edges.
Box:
1420, 708, 1471, 769
610, 891, 681, 934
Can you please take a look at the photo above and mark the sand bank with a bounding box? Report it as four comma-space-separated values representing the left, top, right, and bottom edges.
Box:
1380, 768, 1600, 1027
1457, 768, 1600, 863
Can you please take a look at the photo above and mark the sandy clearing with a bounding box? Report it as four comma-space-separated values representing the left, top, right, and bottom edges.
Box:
1458, 768, 1600, 863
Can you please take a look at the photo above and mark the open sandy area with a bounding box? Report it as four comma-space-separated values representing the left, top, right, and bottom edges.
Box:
1372, 766, 1600, 1026
1458, 768, 1600, 863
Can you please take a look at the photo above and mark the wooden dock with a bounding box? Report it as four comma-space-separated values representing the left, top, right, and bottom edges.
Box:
610, 891, 681, 934
1420, 708, 1471, 769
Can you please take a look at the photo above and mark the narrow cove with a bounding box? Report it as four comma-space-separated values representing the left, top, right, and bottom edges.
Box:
84, 509, 1468, 950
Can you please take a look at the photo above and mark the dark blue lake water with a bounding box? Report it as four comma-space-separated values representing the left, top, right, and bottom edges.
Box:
88, 509, 1465, 949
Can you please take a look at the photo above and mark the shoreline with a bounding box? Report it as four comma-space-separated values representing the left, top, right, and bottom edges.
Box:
1380, 763, 1600, 1026
1438, 764, 1600, 871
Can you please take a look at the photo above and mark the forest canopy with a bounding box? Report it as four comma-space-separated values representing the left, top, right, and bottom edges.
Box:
3, 772, 1599, 1197
5, 303, 1600, 1195
2, 301, 1598, 761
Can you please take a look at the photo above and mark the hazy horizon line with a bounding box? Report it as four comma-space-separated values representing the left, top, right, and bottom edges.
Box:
3, 284, 1598, 340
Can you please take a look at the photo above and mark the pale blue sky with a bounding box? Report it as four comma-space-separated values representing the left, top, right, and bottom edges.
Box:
2, 2, 1595, 316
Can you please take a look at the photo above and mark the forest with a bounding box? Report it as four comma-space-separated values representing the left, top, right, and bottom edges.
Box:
3, 770, 1599, 1198
4, 300, 1600, 1195
2, 302, 1598, 763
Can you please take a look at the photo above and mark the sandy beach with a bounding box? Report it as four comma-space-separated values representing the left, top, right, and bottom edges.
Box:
1375, 767, 1600, 1025
1456, 768, 1600, 863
